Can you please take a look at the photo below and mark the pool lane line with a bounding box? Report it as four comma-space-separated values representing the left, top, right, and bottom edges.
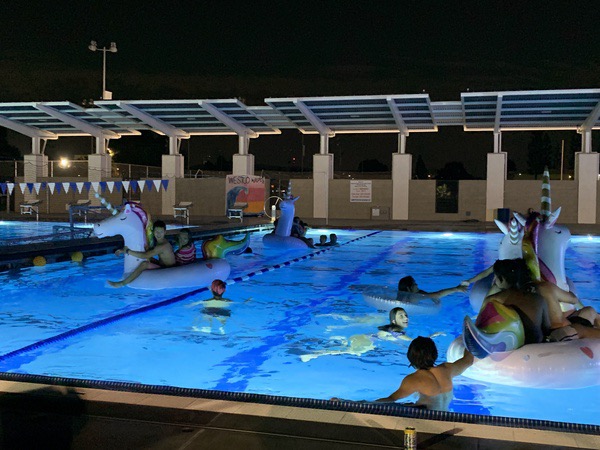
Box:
0, 230, 381, 365
225, 230, 381, 285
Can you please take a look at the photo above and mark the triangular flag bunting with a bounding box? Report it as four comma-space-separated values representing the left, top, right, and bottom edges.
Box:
153, 180, 162, 191
26, 183, 34, 194
0, 183, 6, 194
19, 183, 27, 194
161, 179, 169, 191
106, 181, 115, 193
76, 182, 84, 194
145, 180, 154, 191
33, 183, 42, 194
48, 183, 55, 194
130, 181, 138, 193
83, 182, 91, 192
121, 181, 130, 193
70, 182, 77, 192
7, 183, 14, 195
115, 181, 122, 192
55, 182, 62, 194
139, 180, 145, 192
91, 182, 100, 193
62, 182, 70, 194
100, 182, 107, 193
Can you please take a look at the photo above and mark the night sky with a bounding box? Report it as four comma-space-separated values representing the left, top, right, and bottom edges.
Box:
2, 1, 600, 176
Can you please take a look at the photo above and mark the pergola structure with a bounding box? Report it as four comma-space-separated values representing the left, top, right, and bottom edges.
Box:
1, 89, 599, 222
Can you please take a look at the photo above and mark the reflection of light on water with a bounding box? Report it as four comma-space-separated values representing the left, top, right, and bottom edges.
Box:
442, 232, 453, 237
571, 235, 599, 244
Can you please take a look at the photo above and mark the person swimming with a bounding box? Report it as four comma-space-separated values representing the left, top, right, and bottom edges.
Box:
397, 276, 466, 304
300, 307, 443, 362
188, 279, 231, 334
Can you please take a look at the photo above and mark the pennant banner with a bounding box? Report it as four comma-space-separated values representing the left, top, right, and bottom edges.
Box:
5, 179, 171, 197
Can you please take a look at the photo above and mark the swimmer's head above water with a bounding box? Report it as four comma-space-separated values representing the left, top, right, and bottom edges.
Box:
398, 276, 419, 293
407, 336, 438, 370
210, 279, 226, 299
389, 307, 408, 329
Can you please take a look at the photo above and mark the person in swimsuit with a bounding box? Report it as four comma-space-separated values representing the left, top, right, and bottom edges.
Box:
188, 279, 231, 334
109, 220, 176, 288
374, 336, 473, 411
397, 276, 467, 304
300, 308, 444, 362
482, 259, 551, 345
174, 228, 196, 265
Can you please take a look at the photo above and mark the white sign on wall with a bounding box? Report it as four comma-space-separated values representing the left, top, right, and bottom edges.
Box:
350, 180, 372, 202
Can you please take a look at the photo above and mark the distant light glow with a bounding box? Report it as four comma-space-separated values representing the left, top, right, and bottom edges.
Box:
58, 157, 70, 169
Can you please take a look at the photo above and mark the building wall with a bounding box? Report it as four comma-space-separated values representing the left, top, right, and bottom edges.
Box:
9, 176, 600, 225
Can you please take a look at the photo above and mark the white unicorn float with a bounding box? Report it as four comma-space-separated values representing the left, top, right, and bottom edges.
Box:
263, 183, 311, 249
448, 168, 600, 389
93, 200, 231, 290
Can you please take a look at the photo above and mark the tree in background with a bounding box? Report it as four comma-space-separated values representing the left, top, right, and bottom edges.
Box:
435, 161, 474, 180
0, 128, 21, 161
415, 154, 429, 179
357, 158, 388, 172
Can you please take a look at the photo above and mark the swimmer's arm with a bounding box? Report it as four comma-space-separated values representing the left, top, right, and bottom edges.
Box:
376, 330, 412, 342
429, 331, 446, 338
125, 244, 164, 259
428, 285, 468, 301
446, 349, 474, 377
375, 374, 418, 402
552, 285, 580, 305
461, 266, 493, 286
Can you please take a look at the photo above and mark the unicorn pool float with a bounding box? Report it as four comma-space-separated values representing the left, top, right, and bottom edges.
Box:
93, 198, 248, 290
448, 169, 600, 389
263, 183, 311, 250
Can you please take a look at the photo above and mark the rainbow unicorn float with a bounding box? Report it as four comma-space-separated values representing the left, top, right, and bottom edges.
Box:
263, 183, 311, 249
93, 201, 241, 290
448, 169, 600, 388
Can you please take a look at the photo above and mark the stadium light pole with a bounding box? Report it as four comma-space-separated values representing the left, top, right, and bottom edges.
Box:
88, 40, 117, 100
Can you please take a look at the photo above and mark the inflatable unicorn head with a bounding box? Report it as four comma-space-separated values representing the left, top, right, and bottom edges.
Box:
496, 217, 524, 260
275, 181, 299, 237
93, 200, 152, 275
514, 168, 571, 290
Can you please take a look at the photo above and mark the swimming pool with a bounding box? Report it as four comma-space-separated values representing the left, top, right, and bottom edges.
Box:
0, 220, 92, 246
0, 229, 599, 427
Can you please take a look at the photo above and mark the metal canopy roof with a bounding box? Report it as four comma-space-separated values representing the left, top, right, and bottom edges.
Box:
0, 102, 139, 138
0, 90, 599, 142
265, 94, 436, 134
462, 89, 600, 132
92, 99, 280, 137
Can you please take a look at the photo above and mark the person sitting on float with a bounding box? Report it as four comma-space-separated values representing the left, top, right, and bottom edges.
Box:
331, 337, 473, 411
174, 228, 196, 265
397, 276, 466, 304
109, 220, 176, 288
481, 259, 551, 346
290, 216, 306, 238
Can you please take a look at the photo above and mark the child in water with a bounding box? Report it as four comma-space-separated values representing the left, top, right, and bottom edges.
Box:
188, 279, 231, 334
300, 307, 444, 362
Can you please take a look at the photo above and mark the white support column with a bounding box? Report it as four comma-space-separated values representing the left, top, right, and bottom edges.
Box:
162, 154, 185, 215
168, 136, 181, 156
313, 153, 333, 219
397, 133, 407, 154
89, 136, 112, 197
392, 153, 412, 220
493, 131, 502, 153
23, 153, 48, 204
581, 129, 592, 153
485, 152, 507, 221
319, 133, 329, 154
232, 135, 255, 175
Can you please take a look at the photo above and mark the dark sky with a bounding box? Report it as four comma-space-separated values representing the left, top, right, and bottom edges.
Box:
2, 1, 600, 176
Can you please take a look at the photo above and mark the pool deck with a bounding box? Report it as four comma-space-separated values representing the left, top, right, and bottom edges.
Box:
2, 212, 600, 448
1, 380, 598, 449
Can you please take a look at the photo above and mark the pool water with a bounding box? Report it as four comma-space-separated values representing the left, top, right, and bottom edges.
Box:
0, 220, 92, 246
0, 229, 599, 426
